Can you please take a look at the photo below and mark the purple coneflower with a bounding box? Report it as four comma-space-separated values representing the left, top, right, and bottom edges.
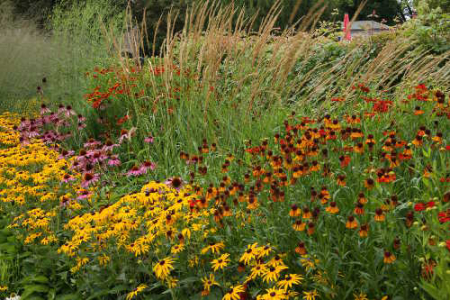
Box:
64, 105, 76, 117
78, 122, 87, 130
165, 177, 184, 191
108, 155, 121, 166
59, 149, 75, 159
103, 139, 120, 152
77, 189, 92, 200
40, 104, 51, 115
58, 104, 66, 114
119, 127, 136, 143
61, 174, 76, 183
139, 161, 156, 173
126, 165, 145, 177
81, 172, 100, 188
84, 138, 101, 149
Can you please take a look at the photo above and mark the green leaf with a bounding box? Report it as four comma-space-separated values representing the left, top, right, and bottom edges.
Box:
86, 289, 111, 300
21, 284, 49, 299
108, 284, 128, 294
56, 294, 81, 300
31, 275, 50, 284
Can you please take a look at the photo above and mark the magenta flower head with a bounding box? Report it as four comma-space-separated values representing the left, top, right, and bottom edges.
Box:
164, 177, 185, 191
119, 127, 137, 143
64, 105, 76, 117
102, 139, 120, 152
61, 173, 76, 183
77, 189, 92, 200
139, 161, 156, 173
58, 104, 66, 114
126, 165, 145, 177
84, 138, 101, 149
107, 155, 121, 166
81, 172, 100, 188
144, 136, 154, 143
40, 104, 51, 115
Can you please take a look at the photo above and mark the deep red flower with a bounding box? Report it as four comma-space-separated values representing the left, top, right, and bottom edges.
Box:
414, 203, 426, 212
415, 84, 427, 91
438, 210, 450, 223
245, 146, 262, 154
446, 240, 450, 252
373, 100, 393, 113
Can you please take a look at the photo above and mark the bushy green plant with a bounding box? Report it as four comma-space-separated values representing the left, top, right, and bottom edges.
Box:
402, 1, 450, 54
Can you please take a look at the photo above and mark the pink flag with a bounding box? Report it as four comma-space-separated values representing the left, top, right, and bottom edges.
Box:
343, 13, 351, 41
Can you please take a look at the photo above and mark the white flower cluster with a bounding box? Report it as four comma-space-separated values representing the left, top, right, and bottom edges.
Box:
4, 295, 20, 300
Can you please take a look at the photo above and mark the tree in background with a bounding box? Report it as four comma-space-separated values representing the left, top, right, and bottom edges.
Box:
414, 0, 450, 12
11, 0, 447, 55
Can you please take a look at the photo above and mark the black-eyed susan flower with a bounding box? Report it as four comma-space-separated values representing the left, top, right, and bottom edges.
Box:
126, 284, 147, 300
277, 273, 303, 290
261, 288, 289, 300
262, 265, 287, 283
171, 244, 185, 254
211, 253, 230, 271
257, 245, 272, 258
268, 254, 286, 268
201, 273, 219, 293
222, 285, 245, 300
249, 262, 269, 279
353, 292, 369, 300
153, 257, 174, 279
240, 243, 259, 265
303, 289, 318, 300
